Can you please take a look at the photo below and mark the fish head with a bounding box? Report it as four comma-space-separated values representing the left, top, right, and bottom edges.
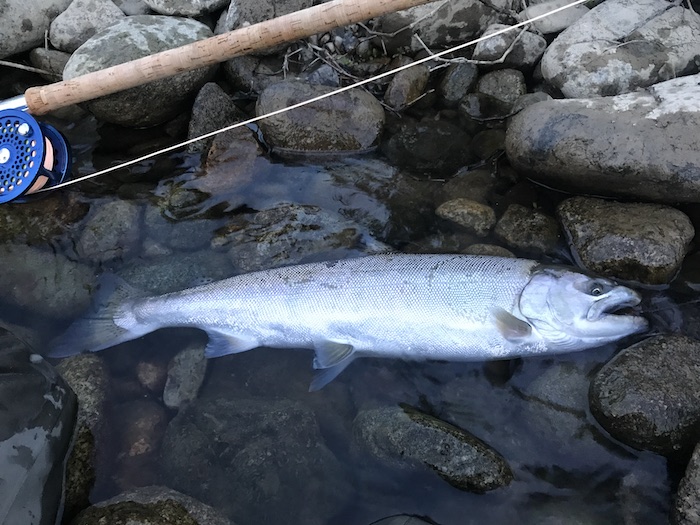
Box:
519, 266, 649, 352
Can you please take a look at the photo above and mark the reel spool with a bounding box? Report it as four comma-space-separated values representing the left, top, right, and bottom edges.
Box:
0, 109, 71, 204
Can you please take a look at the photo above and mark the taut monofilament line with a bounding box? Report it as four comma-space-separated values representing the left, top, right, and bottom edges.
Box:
0, 0, 589, 201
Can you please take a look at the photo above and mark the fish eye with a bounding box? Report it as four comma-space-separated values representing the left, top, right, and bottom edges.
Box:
589, 282, 609, 296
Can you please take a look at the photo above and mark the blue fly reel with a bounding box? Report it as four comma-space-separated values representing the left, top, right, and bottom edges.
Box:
0, 108, 71, 204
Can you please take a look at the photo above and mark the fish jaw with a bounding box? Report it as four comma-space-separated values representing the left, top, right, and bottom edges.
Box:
584, 285, 649, 337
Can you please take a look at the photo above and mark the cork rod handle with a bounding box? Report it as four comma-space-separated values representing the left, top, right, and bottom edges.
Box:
24, 0, 434, 115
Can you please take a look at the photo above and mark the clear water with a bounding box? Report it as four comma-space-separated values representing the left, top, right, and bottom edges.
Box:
13, 109, 681, 524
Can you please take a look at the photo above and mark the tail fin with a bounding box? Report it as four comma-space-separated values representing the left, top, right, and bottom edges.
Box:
49, 274, 147, 357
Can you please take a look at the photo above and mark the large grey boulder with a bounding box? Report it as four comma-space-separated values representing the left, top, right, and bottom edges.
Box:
506, 74, 700, 203
62, 15, 216, 127
0, 0, 72, 59
541, 0, 700, 97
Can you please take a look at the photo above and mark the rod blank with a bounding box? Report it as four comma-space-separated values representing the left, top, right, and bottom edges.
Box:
24, 0, 435, 115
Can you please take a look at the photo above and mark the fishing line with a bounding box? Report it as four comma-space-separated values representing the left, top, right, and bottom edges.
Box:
38, 0, 588, 193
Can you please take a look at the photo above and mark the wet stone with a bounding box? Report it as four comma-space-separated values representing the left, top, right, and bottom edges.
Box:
557, 197, 694, 285
383, 57, 430, 111
475, 69, 526, 106
187, 82, 248, 154
505, 74, 700, 203
0, 244, 96, 319
163, 342, 207, 410
673, 442, 700, 524
113, 399, 168, 490
216, 203, 372, 273
438, 62, 479, 107
78, 199, 143, 263
382, 119, 473, 174
160, 397, 349, 525
472, 24, 547, 70
256, 79, 385, 153
353, 404, 513, 493
458, 93, 513, 129
470, 129, 506, 160
589, 335, 700, 457
56, 353, 109, 519
436, 198, 496, 237
74, 485, 233, 525
494, 204, 560, 256
463, 243, 515, 257
28, 48, 71, 80
440, 168, 495, 204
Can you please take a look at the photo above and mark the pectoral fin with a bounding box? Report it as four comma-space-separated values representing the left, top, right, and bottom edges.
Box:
492, 308, 532, 342
309, 341, 356, 392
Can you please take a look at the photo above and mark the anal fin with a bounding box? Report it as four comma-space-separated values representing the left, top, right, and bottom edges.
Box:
204, 330, 259, 358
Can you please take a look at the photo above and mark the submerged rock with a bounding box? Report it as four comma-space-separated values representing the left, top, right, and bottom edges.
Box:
673, 442, 700, 525
78, 199, 143, 263
541, 0, 700, 97
353, 404, 513, 492
0, 340, 77, 525
256, 80, 385, 154
557, 197, 694, 284
163, 342, 207, 410
160, 397, 349, 525
505, 74, 700, 203
55, 353, 109, 520
0, 244, 95, 319
436, 198, 496, 237
73, 486, 233, 525
494, 204, 560, 256
590, 335, 700, 457
383, 57, 430, 111
214, 203, 379, 273
63, 16, 216, 127
382, 119, 473, 174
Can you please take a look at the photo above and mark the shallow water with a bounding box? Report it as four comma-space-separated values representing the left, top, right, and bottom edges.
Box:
13, 110, 683, 524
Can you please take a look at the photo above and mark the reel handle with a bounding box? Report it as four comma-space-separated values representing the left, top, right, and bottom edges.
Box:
24, 0, 433, 115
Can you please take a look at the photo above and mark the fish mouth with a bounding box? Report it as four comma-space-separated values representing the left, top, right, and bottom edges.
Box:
587, 288, 643, 322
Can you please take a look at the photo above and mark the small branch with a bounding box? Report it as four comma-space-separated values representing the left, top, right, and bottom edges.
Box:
0, 60, 59, 78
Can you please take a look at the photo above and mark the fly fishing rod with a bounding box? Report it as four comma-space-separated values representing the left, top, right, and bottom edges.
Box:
0, 0, 440, 204
0, 0, 588, 204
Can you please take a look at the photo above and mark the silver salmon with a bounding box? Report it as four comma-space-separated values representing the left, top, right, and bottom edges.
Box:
50, 254, 648, 390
